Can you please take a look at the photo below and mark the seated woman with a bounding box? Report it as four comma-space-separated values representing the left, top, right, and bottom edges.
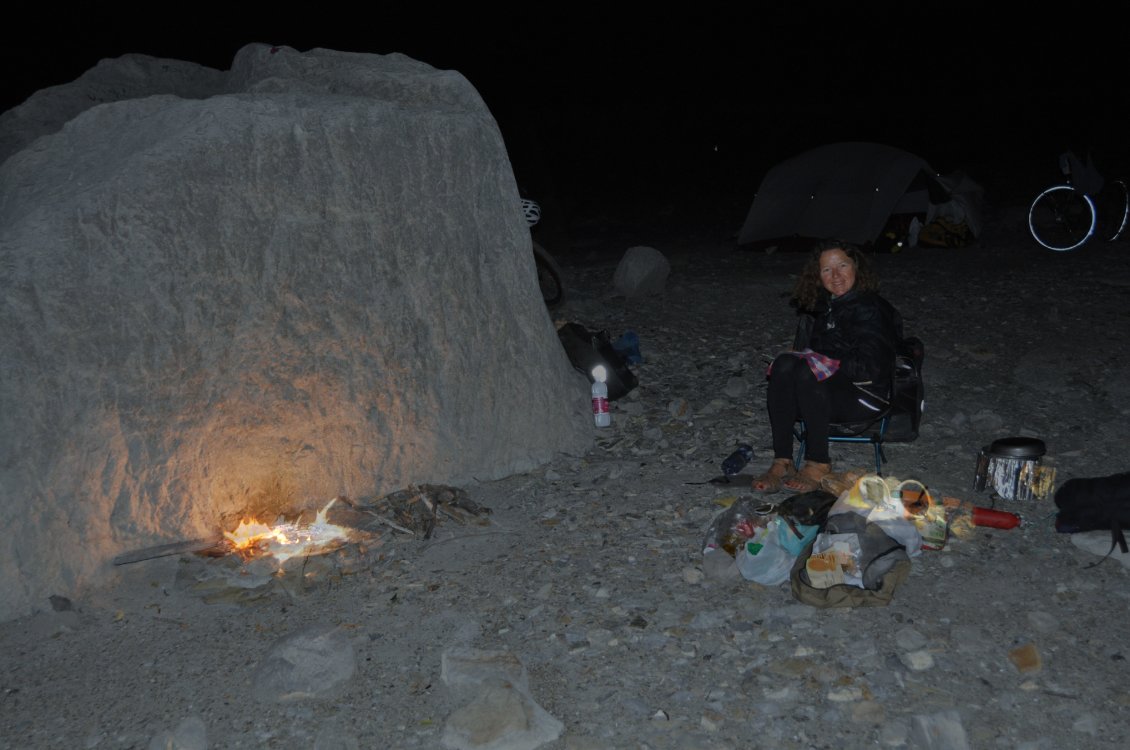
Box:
752, 239, 901, 493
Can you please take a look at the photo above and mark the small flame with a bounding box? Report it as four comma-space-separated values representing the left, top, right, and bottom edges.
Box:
224, 498, 354, 563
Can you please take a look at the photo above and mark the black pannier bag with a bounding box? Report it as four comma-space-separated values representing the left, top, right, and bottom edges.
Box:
556, 322, 639, 401
885, 336, 925, 442
1054, 472, 1130, 563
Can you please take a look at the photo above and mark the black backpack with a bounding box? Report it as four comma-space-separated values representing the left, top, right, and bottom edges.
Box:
556, 322, 639, 401
885, 336, 925, 442
1054, 472, 1130, 564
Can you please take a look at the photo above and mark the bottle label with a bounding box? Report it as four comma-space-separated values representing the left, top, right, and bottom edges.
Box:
592, 396, 609, 414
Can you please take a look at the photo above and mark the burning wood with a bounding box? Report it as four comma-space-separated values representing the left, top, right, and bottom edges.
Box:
113, 484, 491, 568
112, 537, 227, 566
224, 497, 362, 562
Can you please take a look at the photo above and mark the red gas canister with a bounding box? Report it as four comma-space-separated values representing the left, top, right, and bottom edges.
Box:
972, 506, 1022, 529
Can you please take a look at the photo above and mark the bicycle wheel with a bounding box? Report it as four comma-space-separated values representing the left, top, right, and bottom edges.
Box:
533, 240, 566, 309
1095, 178, 1130, 241
1028, 185, 1096, 251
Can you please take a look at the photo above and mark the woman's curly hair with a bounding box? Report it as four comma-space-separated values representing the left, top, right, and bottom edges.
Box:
790, 238, 881, 311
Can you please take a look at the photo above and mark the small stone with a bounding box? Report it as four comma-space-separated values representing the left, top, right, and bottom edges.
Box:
48, 595, 73, 612
898, 649, 935, 671
700, 710, 723, 731
723, 377, 749, 398
894, 626, 928, 651
1072, 712, 1100, 735
147, 716, 207, 750
850, 701, 885, 724
763, 686, 793, 701
909, 709, 970, 750
668, 398, 692, 420
701, 549, 740, 582
1027, 610, 1059, 633
826, 686, 864, 702
1008, 642, 1042, 673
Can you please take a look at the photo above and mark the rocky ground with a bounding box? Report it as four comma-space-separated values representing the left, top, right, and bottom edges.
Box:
3, 194, 1130, 750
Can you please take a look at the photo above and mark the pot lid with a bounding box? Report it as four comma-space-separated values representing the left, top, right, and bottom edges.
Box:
988, 436, 1046, 458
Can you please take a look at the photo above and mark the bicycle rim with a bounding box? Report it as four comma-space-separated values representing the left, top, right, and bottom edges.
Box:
533, 241, 566, 309
1096, 178, 1130, 241
1028, 185, 1096, 251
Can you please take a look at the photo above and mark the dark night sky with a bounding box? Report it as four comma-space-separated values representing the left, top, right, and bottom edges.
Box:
1, 8, 1123, 206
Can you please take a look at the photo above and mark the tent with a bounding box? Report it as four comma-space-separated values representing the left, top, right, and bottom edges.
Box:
737, 142, 983, 248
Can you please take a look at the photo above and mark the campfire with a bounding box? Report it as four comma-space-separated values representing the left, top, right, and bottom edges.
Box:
223, 498, 362, 563
113, 484, 492, 569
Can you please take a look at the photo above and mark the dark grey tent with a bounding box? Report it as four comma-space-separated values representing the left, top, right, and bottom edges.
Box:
737, 142, 982, 247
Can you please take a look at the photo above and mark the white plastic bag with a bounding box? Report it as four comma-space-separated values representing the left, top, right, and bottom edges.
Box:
735, 518, 796, 585
827, 474, 922, 557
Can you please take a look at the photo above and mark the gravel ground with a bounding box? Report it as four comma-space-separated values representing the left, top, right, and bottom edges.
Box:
3, 198, 1130, 749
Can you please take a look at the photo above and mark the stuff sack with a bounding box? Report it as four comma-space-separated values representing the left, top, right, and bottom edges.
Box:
1054, 471, 1130, 559
789, 511, 912, 608
557, 322, 639, 401
885, 336, 925, 442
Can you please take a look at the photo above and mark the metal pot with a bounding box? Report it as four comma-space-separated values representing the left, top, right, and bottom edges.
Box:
973, 437, 1048, 501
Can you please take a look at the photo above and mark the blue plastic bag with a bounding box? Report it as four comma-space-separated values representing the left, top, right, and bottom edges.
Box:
612, 330, 643, 364
777, 518, 820, 556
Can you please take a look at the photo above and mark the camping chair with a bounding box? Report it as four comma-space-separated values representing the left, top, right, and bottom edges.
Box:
793, 337, 925, 476
793, 406, 892, 476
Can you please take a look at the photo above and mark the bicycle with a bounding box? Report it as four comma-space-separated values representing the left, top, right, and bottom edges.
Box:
1028, 152, 1130, 252
521, 198, 567, 309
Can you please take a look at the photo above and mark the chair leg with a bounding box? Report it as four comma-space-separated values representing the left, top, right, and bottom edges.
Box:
793, 423, 807, 470
802, 418, 894, 475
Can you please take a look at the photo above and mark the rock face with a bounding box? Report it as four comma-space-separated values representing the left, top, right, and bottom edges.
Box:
0, 53, 227, 165
0, 44, 590, 622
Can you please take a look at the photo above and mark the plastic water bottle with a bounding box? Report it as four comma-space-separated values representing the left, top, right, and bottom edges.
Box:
721, 444, 755, 477
591, 365, 611, 427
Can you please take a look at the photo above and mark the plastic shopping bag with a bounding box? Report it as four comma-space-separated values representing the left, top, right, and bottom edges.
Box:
828, 474, 922, 557
733, 517, 819, 585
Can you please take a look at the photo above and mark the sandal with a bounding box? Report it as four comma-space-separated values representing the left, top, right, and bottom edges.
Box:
783, 461, 832, 493
751, 458, 796, 494
820, 467, 867, 496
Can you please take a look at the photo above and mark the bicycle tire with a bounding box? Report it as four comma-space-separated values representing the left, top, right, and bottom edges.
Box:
1095, 178, 1130, 241
533, 240, 566, 309
1028, 184, 1096, 251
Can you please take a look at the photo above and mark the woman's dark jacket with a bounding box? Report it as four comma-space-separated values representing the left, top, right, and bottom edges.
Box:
793, 289, 902, 395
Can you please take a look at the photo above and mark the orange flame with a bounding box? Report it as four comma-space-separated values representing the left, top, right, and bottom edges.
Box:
223, 498, 354, 563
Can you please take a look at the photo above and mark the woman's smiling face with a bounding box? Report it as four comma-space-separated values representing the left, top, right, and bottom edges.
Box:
819, 247, 856, 298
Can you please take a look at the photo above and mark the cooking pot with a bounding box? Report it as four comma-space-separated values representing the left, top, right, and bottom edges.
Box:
973, 437, 1049, 501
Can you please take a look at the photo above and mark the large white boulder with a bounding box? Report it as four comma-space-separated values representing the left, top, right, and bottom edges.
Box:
0, 44, 590, 622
